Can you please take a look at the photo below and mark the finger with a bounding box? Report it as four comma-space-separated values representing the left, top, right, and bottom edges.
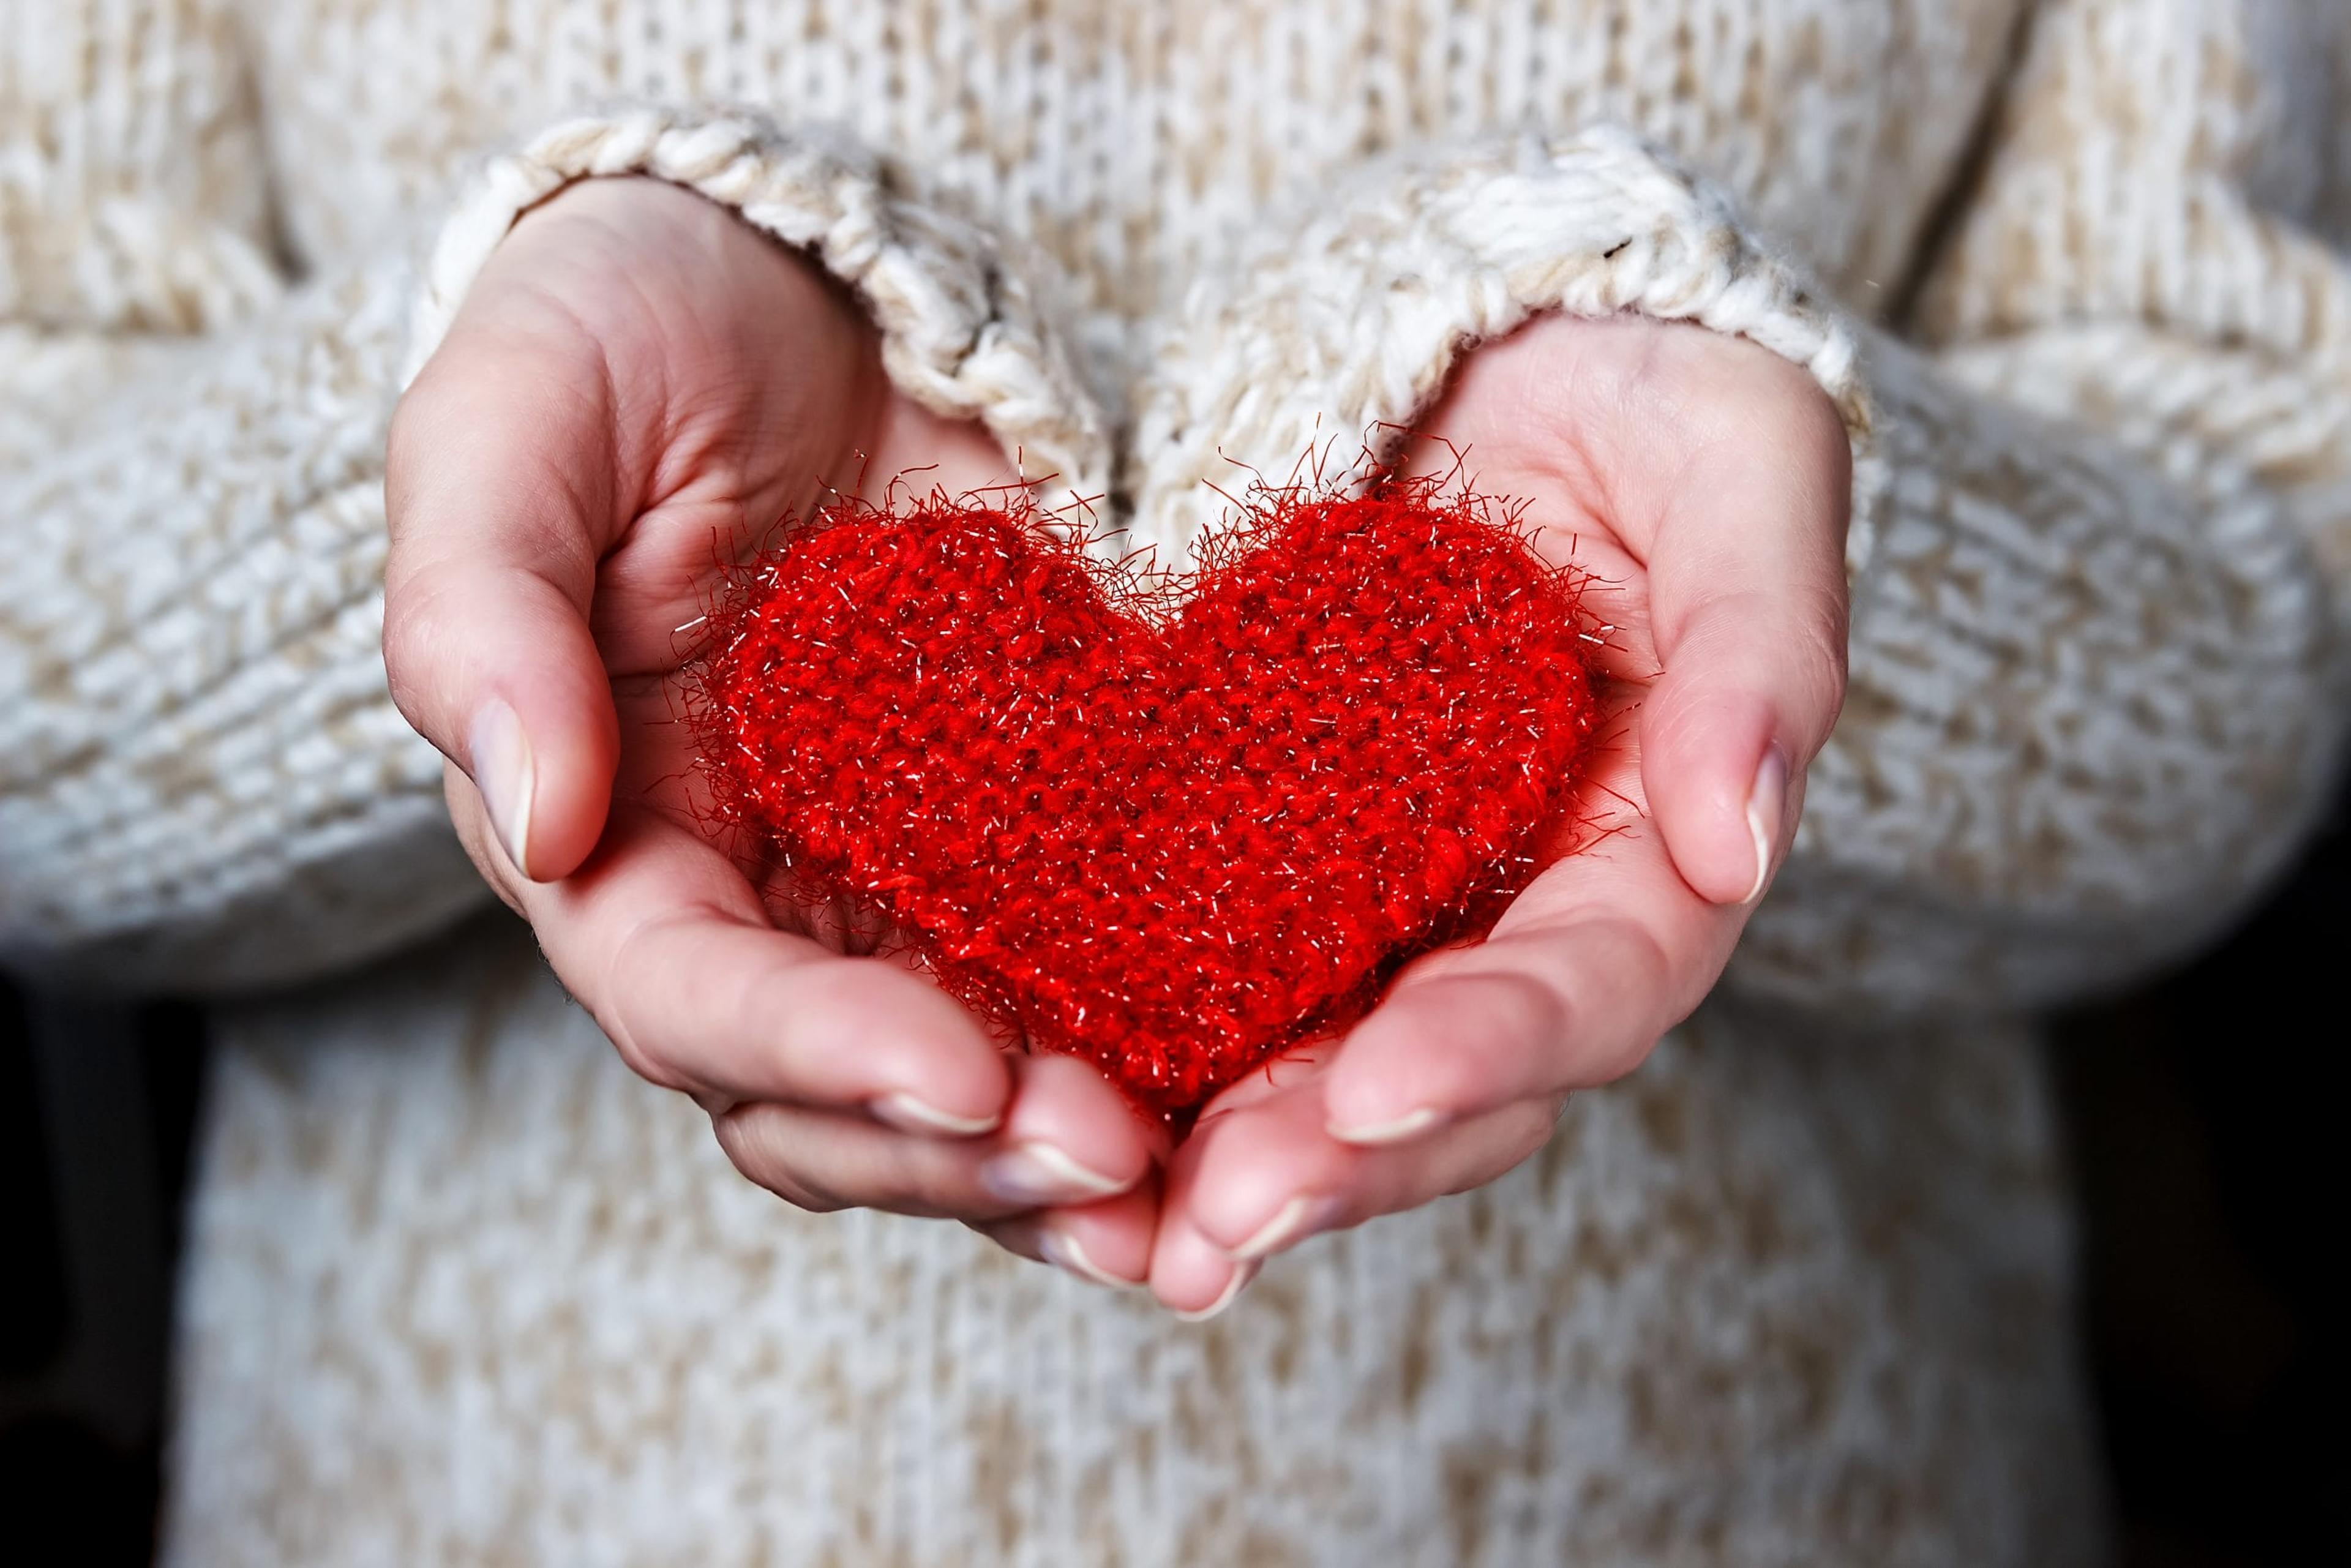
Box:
1184, 1075, 1558, 1260
1122, 1040, 1331, 1316
712, 1060, 1158, 1223
972, 1052, 1169, 1208
1633, 345, 1852, 906
1319, 820, 1730, 1141
714, 1100, 1024, 1220
1148, 1084, 1556, 1314
975, 1180, 1161, 1288
384, 326, 624, 882
1146, 1215, 1258, 1322
523, 806, 1013, 1129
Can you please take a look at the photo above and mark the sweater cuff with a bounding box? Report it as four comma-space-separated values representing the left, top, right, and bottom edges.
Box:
1126, 124, 1882, 571
404, 105, 1112, 511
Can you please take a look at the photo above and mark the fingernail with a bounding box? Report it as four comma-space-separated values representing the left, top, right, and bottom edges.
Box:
1038, 1228, 1131, 1289
1327, 1105, 1449, 1146
869, 1092, 1001, 1138
980, 1142, 1130, 1206
1742, 744, 1789, 905
1172, 1262, 1259, 1322
1226, 1193, 1343, 1262
468, 697, 538, 881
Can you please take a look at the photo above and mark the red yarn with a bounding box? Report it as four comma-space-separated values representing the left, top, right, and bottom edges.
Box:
686, 478, 1601, 1120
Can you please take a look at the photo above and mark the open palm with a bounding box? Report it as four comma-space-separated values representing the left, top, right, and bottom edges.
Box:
385, 178, 1165, 1287
1142, 315, 1853, 1313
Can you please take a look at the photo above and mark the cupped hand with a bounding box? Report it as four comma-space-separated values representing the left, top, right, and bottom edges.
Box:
383, 176, 1163, 1285
1147, 313, 1853, 1316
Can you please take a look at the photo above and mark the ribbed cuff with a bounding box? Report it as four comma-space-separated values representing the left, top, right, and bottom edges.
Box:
1126, 124, 1881, 572
405, 103, 1112, 512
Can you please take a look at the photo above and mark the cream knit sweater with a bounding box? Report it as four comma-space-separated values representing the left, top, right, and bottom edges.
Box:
4, 2, 2349, 1563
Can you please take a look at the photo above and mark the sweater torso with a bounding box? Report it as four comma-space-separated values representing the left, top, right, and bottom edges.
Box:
250, 2, 2019, 335
6, 2, 2348, 1561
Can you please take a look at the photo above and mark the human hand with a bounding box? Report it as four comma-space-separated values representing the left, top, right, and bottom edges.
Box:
1146, 313, 1853, 1315
383, 176, 1163, 1285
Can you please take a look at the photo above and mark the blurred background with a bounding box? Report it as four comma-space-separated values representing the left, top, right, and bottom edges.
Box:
1, 789, 2344, 1566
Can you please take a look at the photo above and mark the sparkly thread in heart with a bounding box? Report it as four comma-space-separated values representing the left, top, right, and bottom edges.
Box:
686, 477, 1601, 1119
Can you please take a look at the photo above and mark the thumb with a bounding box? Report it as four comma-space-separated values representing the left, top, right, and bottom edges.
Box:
1639, 595, 1842, 905
382, 342, 623, 882
1634, 379, 1851, 906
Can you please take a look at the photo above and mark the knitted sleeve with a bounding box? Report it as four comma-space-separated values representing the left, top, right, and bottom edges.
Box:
0, 0, 281, 469
0, 0, 477, 994
0, 97, 1102, 991
1768, 0, 2351, 1011
1127, 109, 2344, 1012
0, 0, 475, 992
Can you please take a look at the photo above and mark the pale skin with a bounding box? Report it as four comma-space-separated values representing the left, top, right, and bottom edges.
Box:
383, 176, 1850, 1315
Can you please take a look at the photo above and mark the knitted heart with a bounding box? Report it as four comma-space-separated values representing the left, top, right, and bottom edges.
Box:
688, 482, 1600, 1119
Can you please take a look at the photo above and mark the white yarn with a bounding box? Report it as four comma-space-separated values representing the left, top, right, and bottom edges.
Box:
1, 2, 2347, 1559
405, 108, 1114, 517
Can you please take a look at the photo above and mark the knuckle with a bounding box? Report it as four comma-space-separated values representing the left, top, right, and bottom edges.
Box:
779, 1178, 851, 1216
599, 1015, 681, 1092
765, 1169, 850, 1215
594, 913, 699, 1093
1464, 947, 1580, 1049
1610, 920, 1684, 1013
716, 1109, 849, 1214
377, 611, 427, 711
1496, 966, 1578, 1058
1788, 607, 1853, 739
377, 569, 459, 721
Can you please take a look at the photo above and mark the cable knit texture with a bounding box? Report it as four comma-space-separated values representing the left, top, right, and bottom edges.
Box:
405, 107, 1114, 512
1123, 124, 1882, 573
1, 1, 2345, 1563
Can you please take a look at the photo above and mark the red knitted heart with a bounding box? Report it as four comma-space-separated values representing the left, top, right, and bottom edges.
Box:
688, 482, 1600, 1119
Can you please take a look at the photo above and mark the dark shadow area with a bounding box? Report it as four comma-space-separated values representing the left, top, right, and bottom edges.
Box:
0, 981, 205, 1567
2050, 785, 2350, 1567
0, 793, 2343, 1564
